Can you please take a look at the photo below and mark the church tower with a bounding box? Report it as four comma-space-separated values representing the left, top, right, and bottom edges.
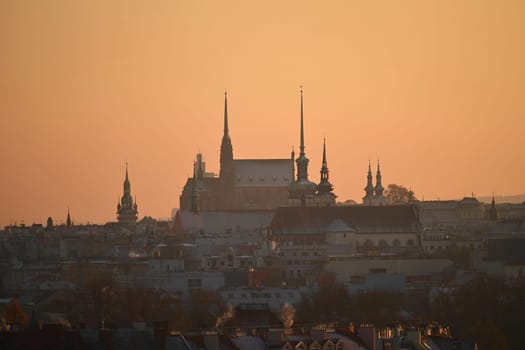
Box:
317, 138, 336, 205
373, 161, 387, 205
219, 92, 235, 209
288, 87, 317, 206
117, 163, 138, 225
363, 161, 375, 205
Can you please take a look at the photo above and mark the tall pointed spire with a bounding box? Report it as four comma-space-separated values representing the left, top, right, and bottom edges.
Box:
219, 91, 234, 209
220, 91, 233, 167
117, 162, 138, 225
317, 138, 334, 197
66, 207, 72, 227
322, 138, 327, 167
363, 161, 375, 205
224, 91, 229, 137
288, 86, 317, 202
300, 86, 305, 156
123, 162, 130, 195
375, 160, 384, 195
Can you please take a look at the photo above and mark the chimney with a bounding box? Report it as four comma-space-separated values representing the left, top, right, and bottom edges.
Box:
204, 330, 219, 350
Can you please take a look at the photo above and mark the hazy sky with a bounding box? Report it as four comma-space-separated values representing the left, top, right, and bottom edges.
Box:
1, 0, 524, 226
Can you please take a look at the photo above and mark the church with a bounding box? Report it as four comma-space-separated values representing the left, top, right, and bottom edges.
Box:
179, 90, 337, 211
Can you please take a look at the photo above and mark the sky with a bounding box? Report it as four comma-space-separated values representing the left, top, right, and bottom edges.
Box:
0, 0, 524, 226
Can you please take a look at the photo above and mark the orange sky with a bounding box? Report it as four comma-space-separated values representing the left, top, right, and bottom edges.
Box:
0, 0, 524, 226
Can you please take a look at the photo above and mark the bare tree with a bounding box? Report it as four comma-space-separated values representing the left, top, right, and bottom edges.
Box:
385, 184, 416, 204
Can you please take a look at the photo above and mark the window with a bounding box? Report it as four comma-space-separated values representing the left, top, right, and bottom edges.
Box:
407, 239, 415, 247
393, 239, 400, 247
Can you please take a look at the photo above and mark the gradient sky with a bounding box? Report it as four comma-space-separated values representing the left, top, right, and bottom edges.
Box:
1, 0, 524, 226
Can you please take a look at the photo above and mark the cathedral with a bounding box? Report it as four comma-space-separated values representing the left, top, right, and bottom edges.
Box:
179, 90, 337, 211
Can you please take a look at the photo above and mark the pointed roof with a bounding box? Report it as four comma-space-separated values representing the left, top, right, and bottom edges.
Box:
220, 91, 234, 168
223, 91, 229, 137
124, 162, 130, 187
322, 137, 327, 167
317, 138, 334, 195
375, 160, 384, 194
66, 207, 72, 226
300, 86, 305, 156
364, 161, 374, 192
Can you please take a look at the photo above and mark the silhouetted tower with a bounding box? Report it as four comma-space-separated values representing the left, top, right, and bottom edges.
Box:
219, 92, 235, 209
288, 87, 317, 205
489, 195, 498, 221
117, 162, 138, 225
191, 161, 200, 213
46, 216, 53, 229
363, 161, 375, 205
317, 138, 336, 205
373, 161, 387, 205
66, 208, 72, 227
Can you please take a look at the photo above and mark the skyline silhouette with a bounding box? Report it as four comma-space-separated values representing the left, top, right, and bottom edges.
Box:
1, 1, 524, 226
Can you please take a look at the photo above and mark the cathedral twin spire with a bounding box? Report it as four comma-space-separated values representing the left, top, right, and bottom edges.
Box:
362, 160, 386, 205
